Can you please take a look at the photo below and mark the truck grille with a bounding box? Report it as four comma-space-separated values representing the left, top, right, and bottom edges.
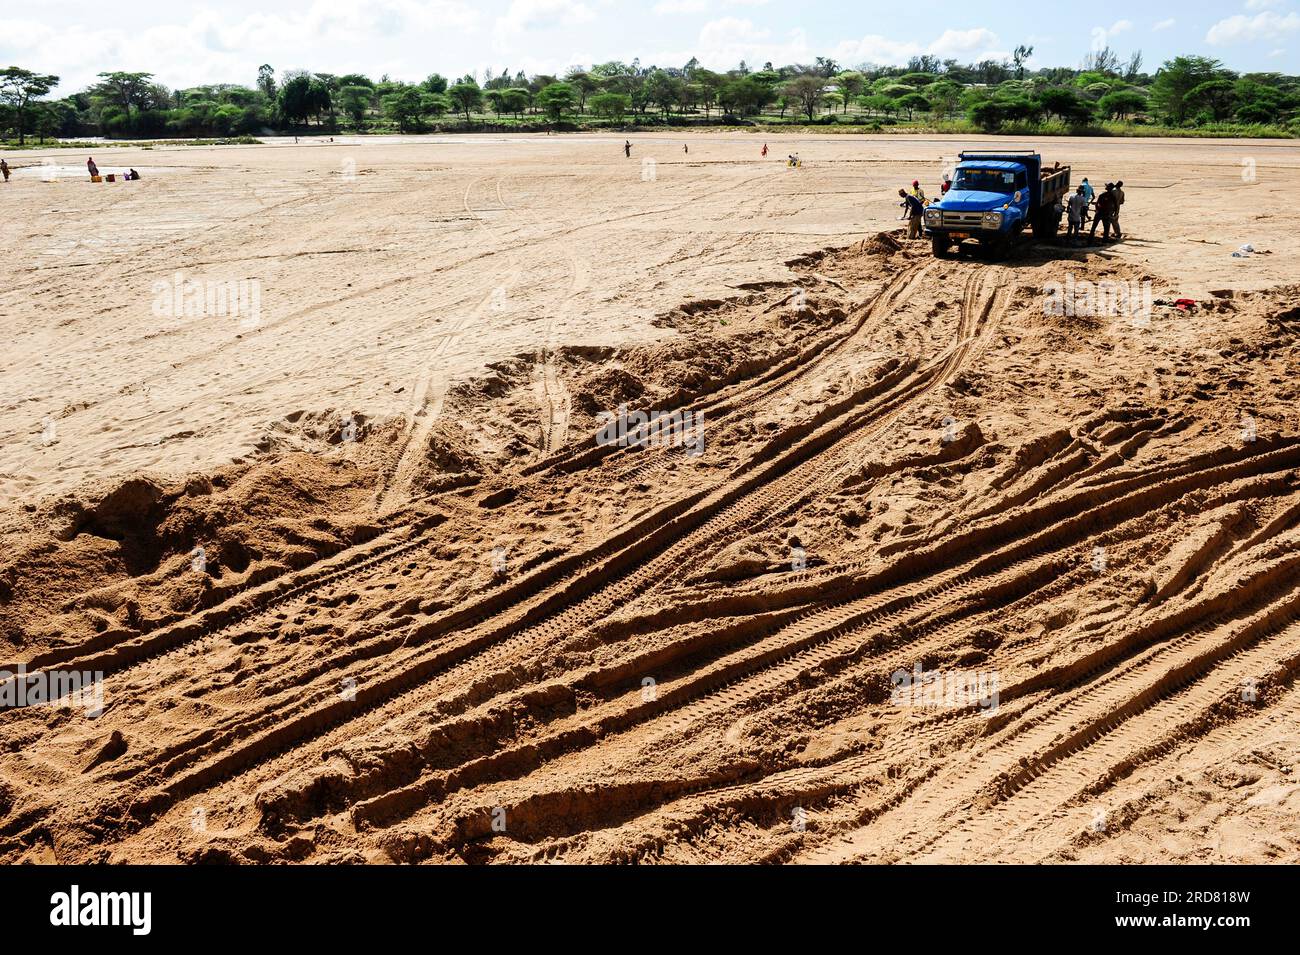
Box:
941, 211, 984, 227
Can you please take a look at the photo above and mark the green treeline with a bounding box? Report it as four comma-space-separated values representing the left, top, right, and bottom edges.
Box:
2, 48, 1296, 143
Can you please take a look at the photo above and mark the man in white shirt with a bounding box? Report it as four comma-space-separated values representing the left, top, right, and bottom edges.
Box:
1066, 186, 1088, 242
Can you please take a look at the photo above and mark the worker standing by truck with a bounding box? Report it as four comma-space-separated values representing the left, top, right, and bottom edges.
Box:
899, 188, 924, 239
1112, 180, 1126, 236
1067, 185, 1087, 243
1090, 184, 1119, 243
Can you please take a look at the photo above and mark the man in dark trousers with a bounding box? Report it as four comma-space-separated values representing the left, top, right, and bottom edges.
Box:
1090, 183, 1119, 242
899, 187, 924, 240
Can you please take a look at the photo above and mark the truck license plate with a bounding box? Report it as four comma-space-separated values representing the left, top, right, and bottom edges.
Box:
949, 232, 970, 240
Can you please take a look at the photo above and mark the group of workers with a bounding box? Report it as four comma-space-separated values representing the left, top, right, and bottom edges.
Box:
898, 172, 1126, 245
86, 157, 141, 181
1065, 178, 1124, 243
0, 157, 143, 183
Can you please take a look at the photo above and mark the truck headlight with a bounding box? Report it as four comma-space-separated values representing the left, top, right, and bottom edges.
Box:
925, 208, 942, 224
982, 211, 1003, 227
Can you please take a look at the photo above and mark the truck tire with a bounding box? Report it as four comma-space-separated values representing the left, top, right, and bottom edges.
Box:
931, 235, 951, 258
979, 236, 1006, 260
1032, 207, 1060, 241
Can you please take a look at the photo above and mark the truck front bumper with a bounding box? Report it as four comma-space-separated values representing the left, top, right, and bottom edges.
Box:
928, 227, 1000, 242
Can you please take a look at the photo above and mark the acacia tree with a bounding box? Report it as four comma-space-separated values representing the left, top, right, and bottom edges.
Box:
693, 69, 724, 117
897, 92, 930, 120
834, 71, 865, 113
382, 86, 424, 132
501, 88, 529, 119
339, 84, 373, 129
0, 67, 59, 144
448, 81, 483, 124
589, 91, 630, 123
564, 69, 599, 113
92, 71, 154, 124
1150, 56, 1229, 124
784, 74, 825, 121
1096, 89, 1147, 121
277, 74, 330, 126
425, 93, 452, 123
536, 82, 576, 123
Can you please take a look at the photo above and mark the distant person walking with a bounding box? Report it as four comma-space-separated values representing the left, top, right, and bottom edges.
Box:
683, 144, 688, 154
899, 187, 924, 239
1066, 185, 1087, 241
0, 159, 10, 183
1112, 180, 1126, 235
761, 143, 768, 158
624, 140, 632, 158
87, 157, 99, 180
1090, 183, 1119, 242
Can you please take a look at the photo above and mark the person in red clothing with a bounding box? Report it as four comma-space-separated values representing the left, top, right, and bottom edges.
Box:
87, 157, 99, 179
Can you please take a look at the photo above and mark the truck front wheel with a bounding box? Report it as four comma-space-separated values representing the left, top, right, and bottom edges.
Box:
931, 235, 951, 258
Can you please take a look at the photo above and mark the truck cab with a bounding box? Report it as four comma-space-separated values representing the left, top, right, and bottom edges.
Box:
924, 151, 1070, 258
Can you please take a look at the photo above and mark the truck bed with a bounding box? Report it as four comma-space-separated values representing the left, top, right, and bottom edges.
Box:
1039, 165, 1071, 207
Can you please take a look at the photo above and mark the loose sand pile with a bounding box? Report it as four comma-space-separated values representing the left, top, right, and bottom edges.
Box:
1, 133, 1298, 864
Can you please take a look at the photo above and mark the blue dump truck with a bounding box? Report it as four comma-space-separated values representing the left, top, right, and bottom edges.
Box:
924, 151, 1071, 258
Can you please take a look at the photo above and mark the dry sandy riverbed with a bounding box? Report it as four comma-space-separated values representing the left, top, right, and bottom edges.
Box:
0, 132, 1298, 864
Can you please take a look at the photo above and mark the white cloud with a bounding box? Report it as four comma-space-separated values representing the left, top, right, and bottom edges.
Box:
646, 17, 808, 71
0, 2, 480, 93
833, 27, 1003, 67
928, 28, 1001, 57
1245, 0, 1283, 10
653, 0, 708, 14
1207, 10, 1300, 44
1089, 19, 1132, 51
651, 0, 766, 13
1153, 18, 1176, 32
493, 0, 597, 52
477, 51, 595, 79
696, 17, 806, 65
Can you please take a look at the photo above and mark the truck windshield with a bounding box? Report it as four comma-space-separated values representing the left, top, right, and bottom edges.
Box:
954, 168, 1023, 193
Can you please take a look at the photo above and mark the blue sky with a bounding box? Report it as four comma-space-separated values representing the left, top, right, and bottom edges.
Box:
3, 0, 1297, 95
